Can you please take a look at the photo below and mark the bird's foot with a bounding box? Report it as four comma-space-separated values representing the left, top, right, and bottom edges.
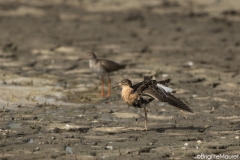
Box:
183, 115, 188, 119
180, 110, 188, 119
100, 93, 105, 97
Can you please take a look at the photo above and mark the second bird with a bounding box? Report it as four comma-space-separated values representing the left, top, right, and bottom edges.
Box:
85, 52, 126, 97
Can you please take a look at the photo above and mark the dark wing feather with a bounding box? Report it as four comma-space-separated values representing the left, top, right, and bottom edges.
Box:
157, 79, 171, 85
165, 93, 193, 113
132, 77, 171, 94
132, 76, 155, 93
142, 87, 167, 102
142, 85, 193, 113
132, 81, 144, 93
157, 87, 193, 113
99, 59, 126, 72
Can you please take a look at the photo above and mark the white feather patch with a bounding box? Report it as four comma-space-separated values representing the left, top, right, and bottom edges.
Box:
156, 84, 174, 93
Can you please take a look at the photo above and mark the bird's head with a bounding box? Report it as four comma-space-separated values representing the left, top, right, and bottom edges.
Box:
112, 79, 132, 89
85, 52, 97, 59
75, 51, 96, 62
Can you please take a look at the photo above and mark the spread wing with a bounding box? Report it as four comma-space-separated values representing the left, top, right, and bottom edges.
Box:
99, 59, 126, 72
142, 87, 167, 101
140, 86, 193, 113
156, 87, 193, 113
132, 76, 172, 94
164, 92, 193, 113
131, 76, 193, 113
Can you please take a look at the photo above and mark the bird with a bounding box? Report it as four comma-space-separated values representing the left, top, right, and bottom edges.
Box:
85, 52, 126, 97
112, 76, 193, 131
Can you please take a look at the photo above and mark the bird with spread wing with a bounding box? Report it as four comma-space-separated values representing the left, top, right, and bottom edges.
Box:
113, 76, 193, 131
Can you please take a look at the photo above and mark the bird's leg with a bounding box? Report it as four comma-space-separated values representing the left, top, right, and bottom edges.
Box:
106, 75, 111, 97
180, 110, 188, 119
100, 76, 104, 97
144, 106, 148, 131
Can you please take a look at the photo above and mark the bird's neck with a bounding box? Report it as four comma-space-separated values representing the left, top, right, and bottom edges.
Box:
89, 58, 98, 66
121, 86, 137, 104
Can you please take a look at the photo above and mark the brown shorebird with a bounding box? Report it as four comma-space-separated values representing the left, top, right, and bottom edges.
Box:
85, 52, 126, 97
113, 76, 193, 130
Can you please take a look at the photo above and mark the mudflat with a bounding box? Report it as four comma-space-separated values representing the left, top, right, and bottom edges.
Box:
0, 0, 239, 159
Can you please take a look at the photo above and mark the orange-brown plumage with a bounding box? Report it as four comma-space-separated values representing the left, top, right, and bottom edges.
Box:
121, 85, 138, 106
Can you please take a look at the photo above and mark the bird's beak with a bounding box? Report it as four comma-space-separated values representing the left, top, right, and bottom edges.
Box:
77, 54, 88, 61
112, 83, 121, 89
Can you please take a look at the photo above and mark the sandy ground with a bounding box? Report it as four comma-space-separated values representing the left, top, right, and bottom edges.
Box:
0, 0, 240, 159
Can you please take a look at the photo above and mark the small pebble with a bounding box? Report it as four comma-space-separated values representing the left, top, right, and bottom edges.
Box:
184, 143, 188, 146
108, 110, 114, 113
34, 147, 40, 151
162, 74, 169, 78
187, 61, 194, 66
184, 61, 194, 67
105, 146, 113, 150
192, 94, 197, 98
197, 140, 203, 144
235, 136, 239, 139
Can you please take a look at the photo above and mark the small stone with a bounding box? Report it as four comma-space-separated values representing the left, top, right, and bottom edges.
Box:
204, 124, 212, 128
181, 147, 187, 150
184, 143, 188, 146
162, 74, 168, 78
108, 110, 114, 113
105, 146, 113, 150
197, 140, 203, 144
192, 94, 197, 98
187, 61, 194, 66
34, 147, 40, 151
235, 136, 239, 139
184, 61, 194, 67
